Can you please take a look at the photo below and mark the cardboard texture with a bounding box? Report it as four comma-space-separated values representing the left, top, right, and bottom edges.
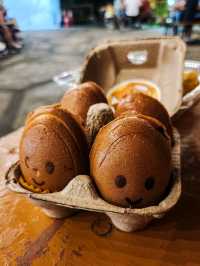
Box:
6, 128, 181, 232
80, 37, 186, 116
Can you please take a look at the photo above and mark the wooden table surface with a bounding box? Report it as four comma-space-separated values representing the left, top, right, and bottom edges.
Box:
0, 103, 200, 266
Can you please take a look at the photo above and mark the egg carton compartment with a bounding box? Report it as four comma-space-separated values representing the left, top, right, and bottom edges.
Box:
6, 128, 181, 232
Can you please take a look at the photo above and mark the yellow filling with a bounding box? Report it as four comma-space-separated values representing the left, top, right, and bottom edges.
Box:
107, 82, 159, 107
19, 176, 50, 194
183, 70, 199, 94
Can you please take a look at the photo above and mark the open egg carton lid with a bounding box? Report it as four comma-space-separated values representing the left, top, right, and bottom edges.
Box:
53, 60, 200, 118
79, 37, 186, 117
6, 128, 181, 219
53, 38, 199, 119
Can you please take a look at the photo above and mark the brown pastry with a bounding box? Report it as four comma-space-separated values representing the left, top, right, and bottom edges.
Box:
183, 70, 199, 95
90, 113, 171, 208
115, 92, 173, 143
19, 104, 88, 193
61, 82, 107, 126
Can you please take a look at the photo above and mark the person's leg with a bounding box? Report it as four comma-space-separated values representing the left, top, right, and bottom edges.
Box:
0, 26, 21, 49
128, 16, 138, 28
131, 16, 137, 25
0, 26, 12, 44
183, 24, 193, 38
172, 11, 182, 35
113, 15, 120, 29
127, 16, 132, 27
132, 16, 141, 29
173, 13, 178, 35
121, 12, 127, 27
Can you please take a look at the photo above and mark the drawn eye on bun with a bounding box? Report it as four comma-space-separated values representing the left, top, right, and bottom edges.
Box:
45, 161, 55, 174
115, 175, 127, 188
144, 177, 155, 191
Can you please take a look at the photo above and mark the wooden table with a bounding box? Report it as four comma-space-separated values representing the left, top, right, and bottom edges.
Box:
0, 103, 200, 266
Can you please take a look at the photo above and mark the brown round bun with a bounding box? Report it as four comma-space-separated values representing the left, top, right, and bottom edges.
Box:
90, 113, 171, 208
19, 104, 88, 193
61, 82, 107, 126
115, 93, 173, 143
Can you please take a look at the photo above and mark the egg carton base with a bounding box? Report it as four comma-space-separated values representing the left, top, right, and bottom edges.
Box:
6, 128, 181, 232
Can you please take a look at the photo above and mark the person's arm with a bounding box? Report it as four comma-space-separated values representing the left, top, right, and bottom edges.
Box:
174, 0, 186, 11
120, 0, 126, 10
0, 10, 5, 24
138, 0, 143, 7
4, 19, 17, 26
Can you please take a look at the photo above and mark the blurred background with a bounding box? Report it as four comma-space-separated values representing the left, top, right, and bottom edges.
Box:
0, 0, 199, 136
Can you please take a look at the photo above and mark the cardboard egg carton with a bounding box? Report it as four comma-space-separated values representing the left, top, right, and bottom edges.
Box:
6, 128, 181, 232
5, 38, 184, 232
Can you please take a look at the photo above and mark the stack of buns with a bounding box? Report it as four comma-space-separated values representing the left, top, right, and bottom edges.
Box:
19, 82, 107, 193
19, 80, 173, 209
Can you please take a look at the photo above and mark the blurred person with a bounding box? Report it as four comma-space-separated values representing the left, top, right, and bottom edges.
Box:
98, 6, 106, 25
104, 4, 115, 29
124, 0, 142, 28
113, 0, 126, 28
104, 4, 115, 20
171, 0, 185, 35
182, 0, 199, 39
171, 0, 199, 37
61, 10, 73, 28
60, 10, 65, 27
139, 0, 153, 23
0, 5, 21, 50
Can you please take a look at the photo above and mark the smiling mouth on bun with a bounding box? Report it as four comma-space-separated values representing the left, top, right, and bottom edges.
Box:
125, 197, 143, 208
19, 175, 50, 193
